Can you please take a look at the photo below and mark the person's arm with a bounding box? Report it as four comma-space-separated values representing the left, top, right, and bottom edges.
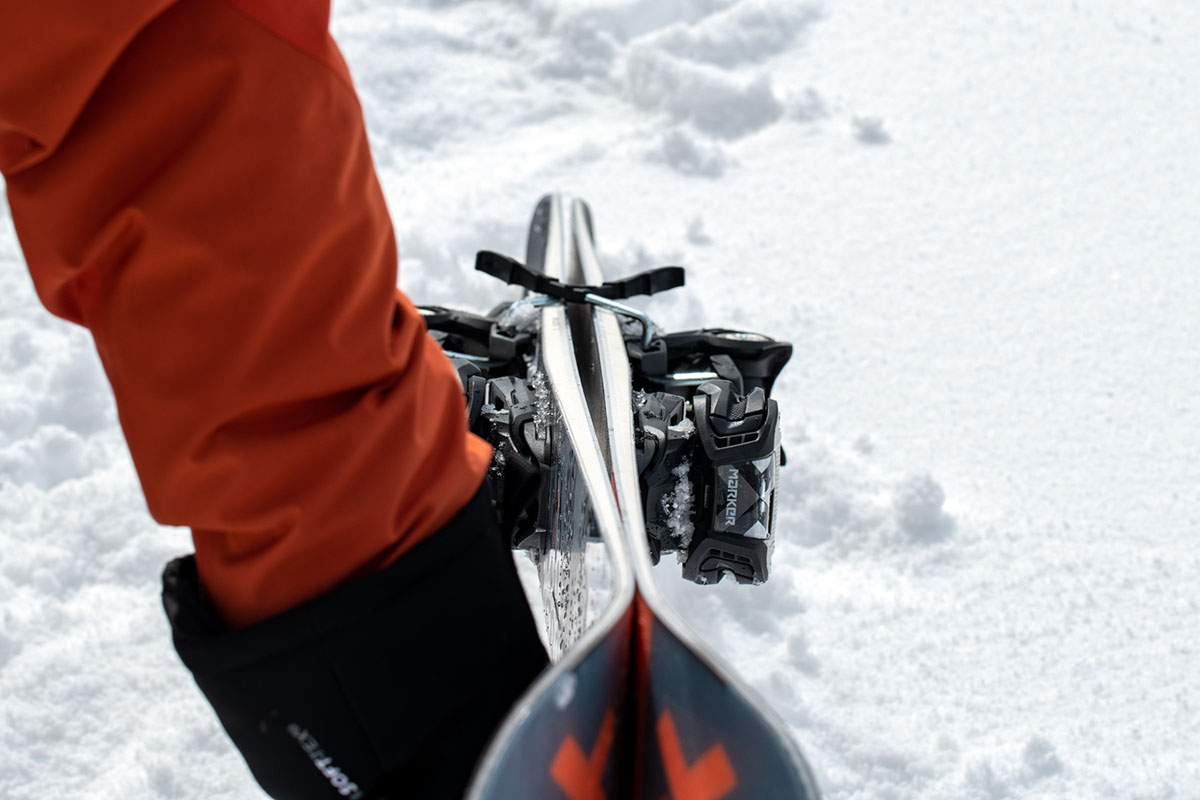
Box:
0, 0, 491, 629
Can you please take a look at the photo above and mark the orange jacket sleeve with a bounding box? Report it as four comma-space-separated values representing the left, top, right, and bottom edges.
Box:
0, 0, 492, 629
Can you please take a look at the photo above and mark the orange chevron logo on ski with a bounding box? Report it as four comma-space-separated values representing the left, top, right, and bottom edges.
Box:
550, 708, 616, 800
657, 711, 737, 800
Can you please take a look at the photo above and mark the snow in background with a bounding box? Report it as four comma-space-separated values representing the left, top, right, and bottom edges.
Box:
3, 0, 1199, 797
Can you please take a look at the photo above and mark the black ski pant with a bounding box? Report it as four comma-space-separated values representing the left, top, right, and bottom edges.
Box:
162, 485, 548, 799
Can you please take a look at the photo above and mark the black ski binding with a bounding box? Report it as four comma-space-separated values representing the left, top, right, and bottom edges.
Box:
421, 253, 792, 587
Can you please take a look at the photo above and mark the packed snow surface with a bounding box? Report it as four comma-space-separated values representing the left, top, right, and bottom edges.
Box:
3, 0, 1199, 797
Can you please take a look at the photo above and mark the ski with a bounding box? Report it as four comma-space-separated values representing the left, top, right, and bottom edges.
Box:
424, 195, 819, 799
458, 195, 636, 798
580, 197, 819, 799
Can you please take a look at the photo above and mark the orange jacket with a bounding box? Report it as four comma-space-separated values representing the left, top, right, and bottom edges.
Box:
1, 0, 491, 629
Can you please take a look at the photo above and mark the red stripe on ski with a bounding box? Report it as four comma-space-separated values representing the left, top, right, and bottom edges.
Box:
656, 711, 737, 800
550, 708, 617, 800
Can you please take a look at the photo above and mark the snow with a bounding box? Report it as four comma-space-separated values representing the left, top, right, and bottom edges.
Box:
3, 0, 1200, 797
663, 458, 696, 552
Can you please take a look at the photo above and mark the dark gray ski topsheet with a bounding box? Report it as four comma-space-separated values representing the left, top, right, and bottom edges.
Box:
467, 197, 636, 800
467, 604, 634, 800
577, 197, 822, 799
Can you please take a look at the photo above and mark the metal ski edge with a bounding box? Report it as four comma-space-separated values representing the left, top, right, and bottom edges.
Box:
464, 197, 635, 800
572, 197, 824, 798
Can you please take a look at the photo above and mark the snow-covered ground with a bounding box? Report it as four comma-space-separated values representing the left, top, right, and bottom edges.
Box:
3, 0, 1198, 797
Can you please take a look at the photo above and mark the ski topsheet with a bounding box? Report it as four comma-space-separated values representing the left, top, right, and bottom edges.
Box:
464, 196, 819, 799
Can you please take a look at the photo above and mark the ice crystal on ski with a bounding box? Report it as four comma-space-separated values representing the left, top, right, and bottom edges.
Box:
487, 445, 506, 481
498, 298, 543, 334
529, 368, 552, 441
668, 416, 696, 438
552, 672, 578, 711
662, 458, 695, 556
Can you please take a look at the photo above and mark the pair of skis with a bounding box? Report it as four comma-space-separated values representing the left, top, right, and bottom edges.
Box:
427, 196, 820, 799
